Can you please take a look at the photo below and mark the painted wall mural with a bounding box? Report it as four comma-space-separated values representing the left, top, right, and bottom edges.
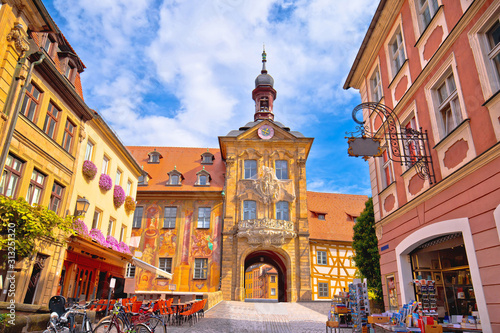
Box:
132, 199, 222, 293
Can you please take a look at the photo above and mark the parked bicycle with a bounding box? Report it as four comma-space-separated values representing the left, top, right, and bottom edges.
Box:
94, 300, 155, 333
43, 296, 93, 333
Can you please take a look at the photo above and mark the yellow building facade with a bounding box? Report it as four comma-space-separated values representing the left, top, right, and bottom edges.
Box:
0, 0, 94, 305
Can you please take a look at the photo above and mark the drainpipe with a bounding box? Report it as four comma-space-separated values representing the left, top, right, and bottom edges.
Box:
0, 52, 45, 175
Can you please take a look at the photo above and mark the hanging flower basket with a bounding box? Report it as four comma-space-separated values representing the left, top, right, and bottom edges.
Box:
82, 160, 97, 180
99, 174, 113, 191
72, 218, 90, 238
124, 196, 136, 212
106, 235, 120, 251
118, 241, 132, 254
89, 228, 106, 246
113, 185, 126, 207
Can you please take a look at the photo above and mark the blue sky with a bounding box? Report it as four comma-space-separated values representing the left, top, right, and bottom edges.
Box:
44, 0, 378, 196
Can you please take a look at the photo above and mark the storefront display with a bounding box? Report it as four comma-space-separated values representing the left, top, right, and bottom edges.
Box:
409, 234, 477, 320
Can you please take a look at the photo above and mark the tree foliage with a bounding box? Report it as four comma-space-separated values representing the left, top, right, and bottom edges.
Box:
0, 196, 74, 259
352, 198, 383, 300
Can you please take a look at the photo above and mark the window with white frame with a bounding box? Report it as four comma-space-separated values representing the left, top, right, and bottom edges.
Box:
271, 288, 276, 296
26, 169, 46, 205
126, 263, 136, 278
197, 207, 211, 228
163, 207, 177, 228
243, 200, 257, 220
487, 19, 500, 88
119, 224, 126, 242
318, 282, 329, 297
85, 141, 94, 161
115, 169, 122, 186
433, 71, 463, 138
317, 251, 327, 265
194, 258, 208, 279
244, 160, 257, 179
126, 180, 132, 195
159, 258, 172, 274
370, 67, 383, 102
416, 0, 439, 32
107, 218, 115, 236
92, 209, 102, 229
102, 156, 109, 174
276, 201, 289, 221
380, 149, 394, 189
275, 160, 288, 180
389, 27, 406, 77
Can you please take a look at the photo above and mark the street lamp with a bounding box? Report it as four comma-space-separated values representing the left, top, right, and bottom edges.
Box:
75, 197, 90, 216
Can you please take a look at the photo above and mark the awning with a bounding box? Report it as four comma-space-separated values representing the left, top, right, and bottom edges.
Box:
131, 257, 173, 279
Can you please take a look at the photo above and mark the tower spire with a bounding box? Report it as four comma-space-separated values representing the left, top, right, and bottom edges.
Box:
253, 48, 277, 122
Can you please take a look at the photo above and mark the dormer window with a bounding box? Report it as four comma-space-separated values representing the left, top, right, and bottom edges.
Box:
318, 214, 325, 220
312, 211, 327, 220
167, 168, 183, 186
148, 149, 162, 163
201, 151, 214, 165
43, 34, 56, 57
138, 171, 150, 186
195, 167, 211, 186
65, 62, 75, 81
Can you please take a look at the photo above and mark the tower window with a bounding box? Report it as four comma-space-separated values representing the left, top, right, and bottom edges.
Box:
260, 97, 269, 111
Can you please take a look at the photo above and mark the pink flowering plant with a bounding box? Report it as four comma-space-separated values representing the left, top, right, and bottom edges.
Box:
82, 160, 97, 180
113, 185, 126, 208
124, 196, 136, 212
106, 235, 120, 251
72, 218, 90, 238
118, 241, 132, 254
89, 228, 106, 246
99, 174, 113, 191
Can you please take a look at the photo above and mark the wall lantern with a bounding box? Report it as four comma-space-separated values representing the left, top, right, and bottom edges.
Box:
75, 196, 90, 216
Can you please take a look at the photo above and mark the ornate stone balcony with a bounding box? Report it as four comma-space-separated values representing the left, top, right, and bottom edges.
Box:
237, 218, 296, 247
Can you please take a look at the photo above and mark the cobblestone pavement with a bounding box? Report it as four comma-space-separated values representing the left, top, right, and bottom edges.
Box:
167, 301, 332, 333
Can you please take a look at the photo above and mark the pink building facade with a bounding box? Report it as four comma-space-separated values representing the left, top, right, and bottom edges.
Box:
344, 0, 500, 331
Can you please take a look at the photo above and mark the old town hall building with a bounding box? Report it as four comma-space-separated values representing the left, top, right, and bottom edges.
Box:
126, 52, 367, 302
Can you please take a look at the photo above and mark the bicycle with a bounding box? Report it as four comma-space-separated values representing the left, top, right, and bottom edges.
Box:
43, 297, 93, 333
94, 300, 152, 333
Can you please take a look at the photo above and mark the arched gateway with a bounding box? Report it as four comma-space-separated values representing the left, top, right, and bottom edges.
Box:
244, 250, 289, 302
219, 51, 313, 302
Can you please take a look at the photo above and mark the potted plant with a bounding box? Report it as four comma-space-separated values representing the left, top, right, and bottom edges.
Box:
113, 185, 126, 208
89, 228, 106, 246
82, 160, 97, 180
99, 174, 113, 191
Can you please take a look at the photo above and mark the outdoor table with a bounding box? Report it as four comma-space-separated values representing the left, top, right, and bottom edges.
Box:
171, 302, 191, 325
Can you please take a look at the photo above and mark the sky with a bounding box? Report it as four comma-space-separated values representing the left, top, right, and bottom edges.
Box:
43, 0, 379, 196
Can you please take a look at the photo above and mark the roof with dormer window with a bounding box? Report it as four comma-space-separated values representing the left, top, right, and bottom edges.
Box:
127, 146, 225, 192
307, 191, 368, 242
201, 150, 215, 164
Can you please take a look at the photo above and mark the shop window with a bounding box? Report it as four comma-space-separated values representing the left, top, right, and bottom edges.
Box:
276, 201, 289, 221
21, 82, 42, 122
410, 234, 476, 319
85, 140, 94, 161
0, 154, 24, 198
275, 160, 288, 180
132, 206, 143, 228
49, 182, 64, 214
197, 207, 211, 228
243, 200, 256, 220
43, 102, 60, 139
389, 27, 406, 78
62, 119, 75, 153
433, 71, 463, 138
26, 169, 46, 205
318, 282, 329, 297
370, 66, 383, 102
194, 258, 208, 279
163, 207, 177, 228
126, 263, 136, 278
317, 251, 327, 265
244, 160, 257, 179
159, 258, 172, 275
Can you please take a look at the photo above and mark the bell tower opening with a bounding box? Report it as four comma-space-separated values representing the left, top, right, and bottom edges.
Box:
253, 48, 277, 122
244, 250, 288, 302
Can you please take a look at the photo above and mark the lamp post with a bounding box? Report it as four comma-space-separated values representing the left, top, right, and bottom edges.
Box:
75, 197, 90, 216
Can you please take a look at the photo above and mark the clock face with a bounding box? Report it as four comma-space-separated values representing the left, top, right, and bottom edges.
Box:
258, 125, 274, 140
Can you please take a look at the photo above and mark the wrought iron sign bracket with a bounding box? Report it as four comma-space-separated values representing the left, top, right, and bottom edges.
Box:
346, 102, 436, 184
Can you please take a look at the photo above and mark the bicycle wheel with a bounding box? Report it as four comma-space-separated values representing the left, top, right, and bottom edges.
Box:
143, 317, 166, 333
93, 321, 119, 333
133, 323, 152, 333
96, 316, 125, 329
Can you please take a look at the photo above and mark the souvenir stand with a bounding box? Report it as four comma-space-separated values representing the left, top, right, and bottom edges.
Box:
349, 278, 370, 333
327, 292, 352, 332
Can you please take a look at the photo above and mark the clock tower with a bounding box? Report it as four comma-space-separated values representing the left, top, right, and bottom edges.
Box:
218, 52, 313, 302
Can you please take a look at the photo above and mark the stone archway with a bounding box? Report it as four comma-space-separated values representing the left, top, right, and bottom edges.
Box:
244, 250, 288, 302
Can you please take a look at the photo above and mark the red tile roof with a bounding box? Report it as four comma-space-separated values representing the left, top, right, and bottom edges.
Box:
307, 191, 368, 242
126, 146, 225, 192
